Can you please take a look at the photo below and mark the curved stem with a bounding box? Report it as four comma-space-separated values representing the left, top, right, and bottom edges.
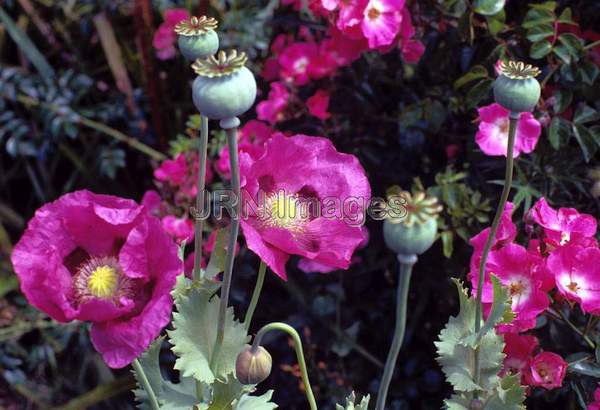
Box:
192, 115, 209, 281
251, 322, 317, 410
244, 260, 267, 331
132, 358, 160, 410
210, 126, 240, 370
375, 254, 417, 410
473, 113, 518, 393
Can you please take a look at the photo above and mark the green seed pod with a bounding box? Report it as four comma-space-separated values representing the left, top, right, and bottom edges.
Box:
191, 50, 257, 125
235, 344, 272, 385
175, 16, 219, 61
383, 189, 442, 257
493, 60, 541, 114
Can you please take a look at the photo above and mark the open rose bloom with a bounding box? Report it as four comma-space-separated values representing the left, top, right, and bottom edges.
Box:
239, 133, 370, 279
11, 190, 181, 368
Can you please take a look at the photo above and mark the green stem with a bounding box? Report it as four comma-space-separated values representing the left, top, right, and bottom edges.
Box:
251, 322, 317, 410
583, 39, 600, 51
192, 115, 209, 281
210, 126, 240, 370
473, 113, 518, 393
131, 358, 160, 410
244, 260, 267, 331
554, 308, 595, 349
375, 254, 416, 410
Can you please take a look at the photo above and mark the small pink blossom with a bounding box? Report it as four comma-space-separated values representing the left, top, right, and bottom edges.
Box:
239, 133, 371, 279
152, 9, 190, 60
307, 90, 332, 120
161, 215, 194, 243
141, 190, 162, 214
154, 153, 188, 185
278, 42, 319, 85
257, 82, 290, 124
473, 243, 549, 333
529, 197, 598, 249
529, 352, 567, 390
502, 333, 538, 385
216, 121, 274, 179
361, 0, 405, 48
547, 245, 600, 314
475, 103, 541, 158
11, 190, 181, 368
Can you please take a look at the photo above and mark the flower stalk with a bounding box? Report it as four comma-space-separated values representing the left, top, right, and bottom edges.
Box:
473, 112, 518, 393
192, 115, 209, 281
375, 253, 417, 410
132, 358, 160, 410
251, 322, 317, 410
244, 260, 267, 330
210, 125, 241, 370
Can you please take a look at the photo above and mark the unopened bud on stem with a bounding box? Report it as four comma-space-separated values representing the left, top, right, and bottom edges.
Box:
235, 344, 272, 385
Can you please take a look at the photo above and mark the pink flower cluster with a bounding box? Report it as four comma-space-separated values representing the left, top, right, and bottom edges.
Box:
502, 334, 567, 390
257, 0, 424, 126
152, 9, 190, 60
589, 386, 600, 410
149, 151, 214, 243
469, 197, 598, 390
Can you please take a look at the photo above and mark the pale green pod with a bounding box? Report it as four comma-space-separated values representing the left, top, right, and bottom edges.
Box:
175, 16, 219, 60
493, 60, 541, 113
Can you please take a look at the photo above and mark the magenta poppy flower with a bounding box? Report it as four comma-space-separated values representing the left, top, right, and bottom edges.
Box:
475, 103, 541, 158
11, 190, 181, 368
239, 133, 371, 279
361, 0, 405, 48
154, 153, 214, 198
473, 243, 549, 333
307, 90, 332, 120
529, 352, 567, 390
256, 82, 290, 124
502, 333, 538, 385
547, 245, 600, 314
529, 197, 597, 249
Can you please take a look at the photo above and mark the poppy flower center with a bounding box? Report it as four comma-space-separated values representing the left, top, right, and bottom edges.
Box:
509, 280, 525, 296
88, 266, 118, 298
560, 231, 570, 245
73, 256, 135, 304
262, 191, 308, 232
567, 281, 579, 293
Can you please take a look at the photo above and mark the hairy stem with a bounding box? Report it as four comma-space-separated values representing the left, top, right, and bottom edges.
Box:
251, 322, 317, 410
244, 260, 267, 331
210, 126, 240, 370
192, 115, 209, 281
132, 358, 160, 410
375, 254, 417, 410
473, 113, 518, 393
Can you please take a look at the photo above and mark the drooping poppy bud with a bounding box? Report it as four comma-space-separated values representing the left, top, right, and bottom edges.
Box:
235, 344, 272, 385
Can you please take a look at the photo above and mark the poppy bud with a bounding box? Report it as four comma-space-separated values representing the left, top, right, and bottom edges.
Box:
493, 60, 541, 114
191, 50, 257, 125
235, 344, 272, 385
383, 189, 442, 257
175, 16, 219, 61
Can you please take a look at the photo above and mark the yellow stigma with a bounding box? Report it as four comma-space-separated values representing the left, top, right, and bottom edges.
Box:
270, 192, 299, 226
88, 265, 118, 298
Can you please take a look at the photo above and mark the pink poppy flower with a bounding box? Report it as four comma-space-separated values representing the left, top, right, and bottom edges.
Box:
547, 245, 600, 314
256, 82, 290, 124
161, 215, 194, 243
529, 197, 598, 249
502, 333, 538, 385
473, 243, 549, 333
307, 90, 332, 120
529, 352, 567, 390
278, 42, 319, 85
11, 190, 181, 368
239, 133, 371, 279
152, 9, 190, 60
154, 153, 188, 185
475, 103, 541, 158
